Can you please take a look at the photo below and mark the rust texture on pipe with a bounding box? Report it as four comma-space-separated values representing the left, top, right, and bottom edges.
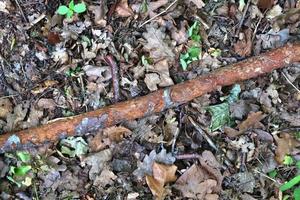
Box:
1, 43, 300, 153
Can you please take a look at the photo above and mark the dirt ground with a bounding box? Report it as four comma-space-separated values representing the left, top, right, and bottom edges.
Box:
0, 0, 300, 199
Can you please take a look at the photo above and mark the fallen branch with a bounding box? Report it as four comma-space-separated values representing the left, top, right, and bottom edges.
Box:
1, 43, 300, 153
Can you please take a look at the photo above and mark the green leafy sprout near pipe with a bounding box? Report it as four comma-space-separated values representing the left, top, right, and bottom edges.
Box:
180, 21, 202, 70
57, 0, 87, 19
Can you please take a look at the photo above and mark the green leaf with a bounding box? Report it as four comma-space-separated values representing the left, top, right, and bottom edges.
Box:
74, 3, 86, 13
13, 165, 32, 176
180, 58, 188, 71
210, 49, 222, 57
140, 0, 148, 13
280, 175, 300, 192
16, 151, 31, 163
207, 84, 241, 131
66, 9, 74, 18
188, 21, 201, 42
188, 46, 200, 58
60, 137, 88, 157
268, 170, 277, 178
57, 5, 70, 15
296, 161, 300, 169
7, 176, 22, 187
69, 0, 75, 10
283, 155, 294, 165
207, 102, 230, 131
294, 187, 300, 200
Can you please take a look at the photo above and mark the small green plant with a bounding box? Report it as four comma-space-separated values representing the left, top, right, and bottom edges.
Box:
180, 21, 202, 70
57, 0, 86, 18
207, 84, 241, 131
6, 151, 32, 187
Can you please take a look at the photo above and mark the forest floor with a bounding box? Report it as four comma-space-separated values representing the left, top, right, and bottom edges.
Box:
0, 0, 300, 199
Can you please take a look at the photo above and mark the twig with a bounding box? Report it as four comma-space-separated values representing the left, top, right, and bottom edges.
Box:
251, 15, 263, 42
176, 153, 200, 160
14, 0, 28, 23
104, 55, 120, 102
282, 72, 300, 93
253, 169, 278, 183
235, 0, 251, 37
139, 0, 178, 28
188, 116, 218, 151
24, 13, 46, 30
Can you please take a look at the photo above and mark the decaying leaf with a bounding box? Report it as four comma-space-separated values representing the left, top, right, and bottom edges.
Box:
174, 151, 222, 199
115, 0, 134, 17
163, 109, 179, 145
133, 149, 176, 179
234, 28, 252, 57
143, 25, 175, 61
89, 126, 132, 152
0, 99, 12, 118
274, 132, 299, 163
81, 149, 112, 180
225, 111, 266, 137
146, 162, 177, 200
89, 3, 107, 26
93, 168, 117, 188
144, 59, 174, 91
280, 112, 300, 127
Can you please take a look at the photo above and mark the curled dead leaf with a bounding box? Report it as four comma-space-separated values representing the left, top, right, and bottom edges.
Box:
234, 28, 253, 57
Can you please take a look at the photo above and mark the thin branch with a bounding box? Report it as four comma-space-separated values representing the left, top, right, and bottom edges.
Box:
139, 0, 178, 28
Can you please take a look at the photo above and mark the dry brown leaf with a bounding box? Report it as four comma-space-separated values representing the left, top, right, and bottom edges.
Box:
274, 132, 299, 163
143, 25, 175, 61
93, 168, 117, 188
224, 111, 266, 138
152, 162, 177, 184
174, 164, 218, 199
146, 162, 176, 199
89, 4, 107, 26
31, 80, 59, 95
88, 131, 110, 152
146, 59, 174, 90
37, 98, 56, 111
146, 175, 165, 200
237, 111, 266, 132
234, 28, 253, 57
115, 0, 134, 17
0, 99, 12, 118
103, 126, 132, 142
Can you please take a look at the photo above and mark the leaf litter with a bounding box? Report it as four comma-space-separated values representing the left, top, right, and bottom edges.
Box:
0, 0, 300, 199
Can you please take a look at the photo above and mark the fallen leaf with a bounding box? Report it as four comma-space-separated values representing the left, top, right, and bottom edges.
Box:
52, 47, 69, 64
93, 168, 117, 188
237, 111, 266, 132
0, 1, 9, 13
115, 0, 133, 17
266, 5, 282, 19
37, 98, 56, 111
174, 164, 218, 199
132, 0, 168, 17
31, 80, 59, 95
230, 172, 255, 193
234, 28, 252, 57
146, 175, 165, 200
185, 0, 205, 9
257, 0, 274, 10
146, 162, 177, 199
143, 25, 175, 61
89, 4, 107, 26
280, 112, 300, 127
47, 32, 60, 45
0, 99, 12, 118
152, 162, 177, 184
163, 109, 179, 145
103, 126, 132, 142
133, 149, 176, 179
81, 149, 112, 180
59, 137, 89, 158
274, 132, 299, 163
144, 73, 160, 91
